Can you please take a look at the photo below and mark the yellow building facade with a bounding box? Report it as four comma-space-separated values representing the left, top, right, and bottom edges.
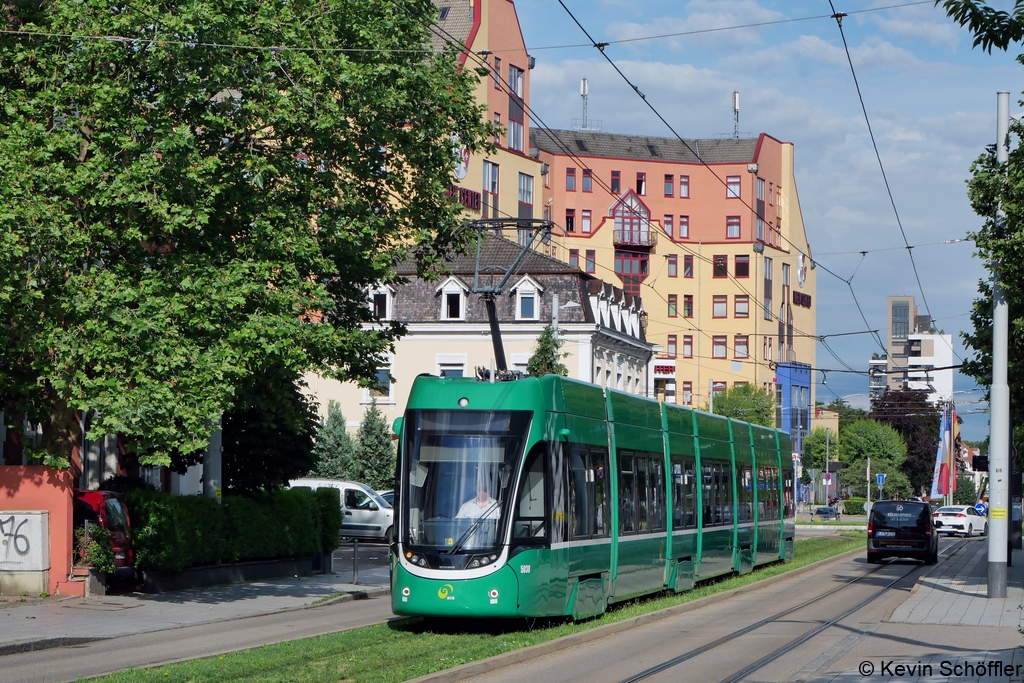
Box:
532, 129, 816, 414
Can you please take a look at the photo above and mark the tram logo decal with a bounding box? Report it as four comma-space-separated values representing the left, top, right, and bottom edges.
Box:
438, 583, 455, 600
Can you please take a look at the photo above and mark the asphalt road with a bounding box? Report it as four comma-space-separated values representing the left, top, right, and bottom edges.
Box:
456, 538, 1012, 683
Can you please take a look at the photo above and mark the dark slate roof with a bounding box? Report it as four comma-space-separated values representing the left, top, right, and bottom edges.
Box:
531, 128, 759, 165
429, 0, 474, 55
586, 279, 643, 314
397, 234, 583, 277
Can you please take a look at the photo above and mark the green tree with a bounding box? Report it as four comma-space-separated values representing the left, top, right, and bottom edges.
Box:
526, 325, 569, 377
354, 402, 395, 491
802, 427, 839, 472
308, 401, 358, 480
0, 0, 491, 465
935, 1, 1024, 448
954, 474, 979, 505
840, 419, 912, 498
709, 384, 774, 427
869, 389, 941, 496
824, 398, 868, 433
221, 369, 319, 494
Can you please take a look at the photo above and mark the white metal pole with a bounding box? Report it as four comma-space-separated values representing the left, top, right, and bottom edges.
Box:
709, 378, 714, 414
826, 429, 830, 503
990, 90, 1011, 598
866, 457, 871, 511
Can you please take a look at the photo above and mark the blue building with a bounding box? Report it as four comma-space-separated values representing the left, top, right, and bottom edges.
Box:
775, 361, 811, 457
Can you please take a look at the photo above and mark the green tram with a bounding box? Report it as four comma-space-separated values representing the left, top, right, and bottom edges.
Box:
390, 373, 795, 619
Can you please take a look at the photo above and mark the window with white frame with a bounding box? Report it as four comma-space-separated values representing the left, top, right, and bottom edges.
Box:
512, 276, 543, 321
369, 285, 393, 320
436, 353, 467, 378
437, 277, 468, 320
365, 359, 395, 403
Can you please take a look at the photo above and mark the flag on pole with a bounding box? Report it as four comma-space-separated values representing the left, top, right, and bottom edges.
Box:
950, 407, 959, 494
932, 407, 949, 497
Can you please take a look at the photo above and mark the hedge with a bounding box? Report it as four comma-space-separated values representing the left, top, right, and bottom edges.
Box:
844, 497, 866, 515
126, 488, 341, 573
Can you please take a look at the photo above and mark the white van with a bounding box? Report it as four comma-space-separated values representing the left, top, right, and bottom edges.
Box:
288, 478, 394, 544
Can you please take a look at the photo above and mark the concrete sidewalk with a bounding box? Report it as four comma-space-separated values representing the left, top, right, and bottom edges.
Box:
0, 570, 390, 655
810, 538, 1024, 683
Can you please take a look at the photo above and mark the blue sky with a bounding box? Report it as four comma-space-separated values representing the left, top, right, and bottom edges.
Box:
513, 0, 1023, 440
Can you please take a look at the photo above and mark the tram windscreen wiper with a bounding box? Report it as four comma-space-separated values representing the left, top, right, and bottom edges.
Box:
447, 500, 501, 555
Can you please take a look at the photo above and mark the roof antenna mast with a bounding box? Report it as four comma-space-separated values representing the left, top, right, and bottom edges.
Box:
733, 91, 740, 140
581, 78, 589, 131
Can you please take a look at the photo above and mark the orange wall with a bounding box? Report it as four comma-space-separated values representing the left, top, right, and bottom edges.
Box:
0, 466, 76, 596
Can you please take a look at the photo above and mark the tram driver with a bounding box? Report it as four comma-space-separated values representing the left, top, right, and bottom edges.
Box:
456, 480, 501, 520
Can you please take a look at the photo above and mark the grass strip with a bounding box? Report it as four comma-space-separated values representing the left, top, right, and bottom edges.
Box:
85, 533, 865, 683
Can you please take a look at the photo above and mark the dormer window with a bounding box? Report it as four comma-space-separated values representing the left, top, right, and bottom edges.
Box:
368, 285, 394, 321
511, 275, 543, 321
436, 276, 469, 321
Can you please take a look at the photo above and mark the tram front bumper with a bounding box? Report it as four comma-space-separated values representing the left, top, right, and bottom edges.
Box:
392, 562, 521, 617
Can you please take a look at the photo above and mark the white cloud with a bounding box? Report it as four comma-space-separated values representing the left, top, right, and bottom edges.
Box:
870, 5, 961, 49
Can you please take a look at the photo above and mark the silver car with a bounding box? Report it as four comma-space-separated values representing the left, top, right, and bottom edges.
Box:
289, 478, 394, 543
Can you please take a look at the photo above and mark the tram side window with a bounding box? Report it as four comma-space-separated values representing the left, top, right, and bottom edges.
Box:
753, 466, 761, 520
702, 462, 715, 527
620, 453, 635, 533
569, 447, 610, 539
514, 447, 546, 541
783, 468, 794, 518
650, 458, 665, 531
593, 449, 609, 536
716, 460, 734, 525
772, 467, 780, 519
570, 449, 591, 538
636, 456, 649, 532
738, 466, 752, 522
682, 459, 696, 528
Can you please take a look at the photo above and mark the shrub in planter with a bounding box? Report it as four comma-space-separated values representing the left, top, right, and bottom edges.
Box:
313, 487, 342, 554
75, 524, 115, 574
127, 490, 225, 572
276, 488, 319, 558
844, 497, 866, 516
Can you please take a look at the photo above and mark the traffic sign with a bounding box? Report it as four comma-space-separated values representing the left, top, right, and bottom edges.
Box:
975, 502, 988, 516
876, 473, 886, 486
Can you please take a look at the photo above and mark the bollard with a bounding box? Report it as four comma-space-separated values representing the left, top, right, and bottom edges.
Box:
352, 537, 359, 585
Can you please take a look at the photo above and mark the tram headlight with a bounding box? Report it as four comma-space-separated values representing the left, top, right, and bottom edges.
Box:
468, 558, 480, 568
458, 397, 469, 408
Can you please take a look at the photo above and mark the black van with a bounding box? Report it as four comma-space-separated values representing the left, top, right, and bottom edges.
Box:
867, 500, 938, 564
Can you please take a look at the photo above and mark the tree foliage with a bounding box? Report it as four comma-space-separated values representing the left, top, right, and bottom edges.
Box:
308, 401, 358, 480
802, 427, 838, 472
526, 325, 569, 377
936, 0, 1024, 449
869, 390, 940, 496
221, 369, 318, 494
0, 0, 491, 465
839, 419, 912, 498
954, 474, 979, 505
709, 384, 774, 427
354, 402, 395, 492
824, 398, 868, 433
936, 0, 1024, 52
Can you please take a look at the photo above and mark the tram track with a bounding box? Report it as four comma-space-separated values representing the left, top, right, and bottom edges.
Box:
619, 538, 970, 683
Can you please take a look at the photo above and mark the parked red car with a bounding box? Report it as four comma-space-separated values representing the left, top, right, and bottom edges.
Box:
73, 490, 134, 579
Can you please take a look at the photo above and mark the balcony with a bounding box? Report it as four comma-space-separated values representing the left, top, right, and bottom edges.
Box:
613, 229, 658, 248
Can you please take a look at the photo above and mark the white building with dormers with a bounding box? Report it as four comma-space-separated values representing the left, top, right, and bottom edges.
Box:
306, 234, 655, 430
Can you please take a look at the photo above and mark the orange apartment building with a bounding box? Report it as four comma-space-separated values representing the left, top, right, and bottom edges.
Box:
531, 129, 816, 437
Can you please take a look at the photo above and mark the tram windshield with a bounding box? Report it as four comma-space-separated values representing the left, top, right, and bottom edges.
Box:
403, 410, 532, 553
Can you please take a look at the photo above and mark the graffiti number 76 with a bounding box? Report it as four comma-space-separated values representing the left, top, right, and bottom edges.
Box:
0, 516, 31, 556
